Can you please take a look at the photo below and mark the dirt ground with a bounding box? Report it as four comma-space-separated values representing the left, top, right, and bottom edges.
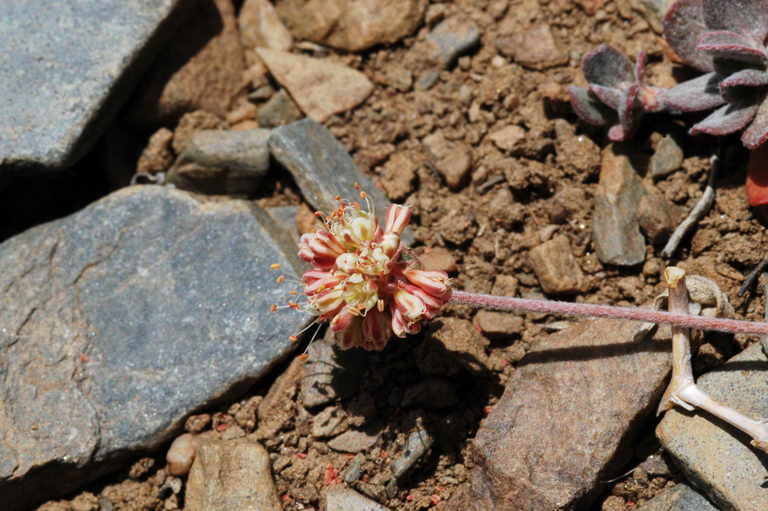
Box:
36, 0, 768, 510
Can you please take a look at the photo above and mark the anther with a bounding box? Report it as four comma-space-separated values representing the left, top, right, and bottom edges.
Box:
270, 263, 281, 270
276, 275, 286, 284
288, 301, 300, 310
289, 335, 299, 342
377, 299, 384, 312
270, 304, 278, 312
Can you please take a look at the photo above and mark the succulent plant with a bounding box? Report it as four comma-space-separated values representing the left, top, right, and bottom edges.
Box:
569, 45, 664, 141
661, 0, 768, 149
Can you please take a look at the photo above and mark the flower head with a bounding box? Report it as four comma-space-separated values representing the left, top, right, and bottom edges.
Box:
296, 192, 451, 351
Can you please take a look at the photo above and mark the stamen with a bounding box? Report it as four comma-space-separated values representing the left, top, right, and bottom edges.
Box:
276, 275, 286, 284
270, 304, 278, 313
270, 263, 281, 270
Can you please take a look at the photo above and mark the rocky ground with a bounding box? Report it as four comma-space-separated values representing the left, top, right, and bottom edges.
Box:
2, 0, 768, 510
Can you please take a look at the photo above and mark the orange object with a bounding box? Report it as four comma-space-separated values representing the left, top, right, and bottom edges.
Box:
747, 144, 768, 208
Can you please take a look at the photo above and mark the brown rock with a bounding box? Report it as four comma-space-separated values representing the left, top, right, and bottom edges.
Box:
528, 235, 585, 294
275, 0, 427, 52
296, 202, 322, 235
172, 110, 225, 155
380, 152, 417, 200
496, 24, 568, 70
488, 125, 526, 152
166, 433, 199, 477
492, 275, 519, 297
136, 128, 174, 176
418, 247, 457, 272
592, 147, 646, 266
466, 319, 670, 510
637, 188, 681, 245
328, 429, 379, 453
255, 356, 304, 439
256, 48, 374, 122
423, 132, 472, 190
128, 0, 245, 126
238, 0, 293, 55
473, 310, 524, 338
185, 437, 281, 511
429, 317, 489, 374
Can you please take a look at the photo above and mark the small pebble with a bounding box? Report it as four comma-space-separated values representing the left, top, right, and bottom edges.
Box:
166, 433, 199, 476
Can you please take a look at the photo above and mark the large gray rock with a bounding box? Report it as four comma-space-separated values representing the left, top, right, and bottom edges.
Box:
0, 0, 182, 170
458, 318, 671, 510
269, 119, 413, 243
657, 344, 768, 511
0, 186, 308, 509
635, 483, 718, 511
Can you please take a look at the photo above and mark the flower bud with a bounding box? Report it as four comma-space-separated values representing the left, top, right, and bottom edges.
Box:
392, 308, 421, 337
384, 205, 412, 235
403, 269, 451, 298
393, 288, 427, 321
298, 231, 344, 268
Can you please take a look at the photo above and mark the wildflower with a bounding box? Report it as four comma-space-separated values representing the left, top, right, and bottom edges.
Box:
296, 193, 452, 350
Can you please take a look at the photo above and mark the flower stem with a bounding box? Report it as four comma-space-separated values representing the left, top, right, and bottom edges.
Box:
449, 289, 768, 336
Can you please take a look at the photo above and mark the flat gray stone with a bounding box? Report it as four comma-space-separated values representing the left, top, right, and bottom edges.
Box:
657, 344, 768, 511
0, 0, 182, 170
269, 118, 413, 243
650, 135, 684, 179
300, 332, 365, 409
324, 485, 391, 511
425, 17, 481, 67
167, 129, 271, 194
391, 428, 434, 479
0, 186, 307, 509
635, 483, 718, 511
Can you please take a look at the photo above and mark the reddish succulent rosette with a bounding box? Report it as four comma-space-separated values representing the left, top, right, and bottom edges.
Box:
298, 200, 451, 351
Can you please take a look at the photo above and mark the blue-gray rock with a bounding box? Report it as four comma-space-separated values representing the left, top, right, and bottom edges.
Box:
425, 17, 481, 67
657, 344, 768, 511
650, 135, 684, 179
167, 129, 271, 194
0, 186, 308, 509
268, 119, 413, 244
391, 428, 434, 479
257, 89, 303, 128
0, 0, 181, 170
635, 483, 718, 511
266, 205, 300, 242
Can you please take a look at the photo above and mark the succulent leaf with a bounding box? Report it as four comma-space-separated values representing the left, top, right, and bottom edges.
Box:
664, 0, 714, 71
703, 0, 768, 43
660, 72, 727, 111
689, 101, 759, 135
742, 96, 768, 148
617, 85, 641, 139
589, 84, 622, 109
568, 86, 614, 126
719, 69, 768, 102
697, 30, 768, 64
582, 45, 634, 87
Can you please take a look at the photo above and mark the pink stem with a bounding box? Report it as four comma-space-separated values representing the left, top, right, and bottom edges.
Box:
449, 289, 768, 336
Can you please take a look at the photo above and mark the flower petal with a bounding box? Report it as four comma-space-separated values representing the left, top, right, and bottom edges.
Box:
663, 0, 714, 72
582, 45, 634, 87
568, 86, 614, 126
703, 0, 768, 43
742, 98, 768, 148
659, 72, 726, 112
362, 308, 392, 350
689, 101, 759, 136
696, 30, 768, 64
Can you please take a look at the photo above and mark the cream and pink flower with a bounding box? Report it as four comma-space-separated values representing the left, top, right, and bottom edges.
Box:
296, 194, 451, 351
